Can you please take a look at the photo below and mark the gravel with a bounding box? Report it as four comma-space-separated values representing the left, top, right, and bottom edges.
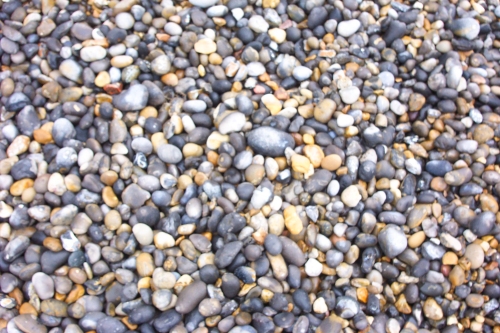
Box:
1, 0, 500, 332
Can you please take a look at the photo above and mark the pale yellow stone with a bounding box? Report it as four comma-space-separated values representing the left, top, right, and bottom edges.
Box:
207, 132, 229, 150
283, 206, 303, 235
194, 38, 217, 54
7, 135, 30, 157
291, 154, 311, 174
261, 94, 282, 115
268, 28, 286, 43
182, 143, 203, 157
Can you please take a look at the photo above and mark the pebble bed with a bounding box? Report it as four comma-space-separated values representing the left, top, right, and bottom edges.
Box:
0, 0, 500, 332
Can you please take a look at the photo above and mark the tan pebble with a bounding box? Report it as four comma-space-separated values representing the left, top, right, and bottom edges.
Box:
19, 303, 38, 316
268, 28, 286, 43
21, 187, 36, 203
480, 193, 499, 213
100, 171, 118, 186
267, 253, 288, 281
245, 164, 266, 185
65, 285, 85, 304
10, 179, 34, 197
95, 71, 111, 87
291, 154, 311, 174
303, 145, 324, 168
314, 99, 336, 123
183, 143, 203, 157
408, 231, 426, 248
321, 154, 342, 171
68, 268, 87, 284
473, 124, 494, 144
283, 206, 303, 235
298, 104, 314, 119
64, 174, 81, 192
7, 135, 30, 157
151, 132, 167, 152
102, 186, 119, 208
262, 0, 279, 8
104, 210, 122, 231
0, 214, 12, 231
161, 73, 179, 86
33, 129, 53, 144
423, 298, 443, 320
0, 78, 15, 97
464, 243, 484, 269
154, 232, 175, 249
43, 237, 62, 252
194, 38, 217, 54
261, 94, 282, 115
110, 55, 134, 68
430, 177, 447, 191
268, 214, 285, 235
442, 252, 458, 265
449, 265, 465, 286
206, 132, 229, 150
136, 253, 154, 277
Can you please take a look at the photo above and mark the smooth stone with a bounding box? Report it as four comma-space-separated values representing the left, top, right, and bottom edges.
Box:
32, 272, 54, 300
339, 86, 360, 104
247, 126, 295, 157
378, 225, 407, 258
183, 100, 207, 113
337, 19, 361, 37
80, 46, 107, 62
112, 84, 149, 111
133, 223, 154, 246
158, 144, 183, 164
175, 281, 207, 314
151, 55, 171, 75
219, 112, 246, 134
292, 66, 312, 81
189, 0, 218, 8
59, 59, 83, 82
450, 18, 480, 40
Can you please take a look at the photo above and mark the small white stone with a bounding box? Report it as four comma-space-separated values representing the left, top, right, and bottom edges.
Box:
61, 230, 81, 252
327, 180, 340, 196
405, 158, 422, 175
154, 232, 175, 249
115, 12, 135, 30
248, 15, 269, 33
305, 258, 323, 277
250, 186, 272, 210
78, 148, 94, 166
313, 297, 328, 314
292, 66, 312, 81
341, 185, 361, 207
390, 100, 407, 115
339, 86, 360, 104
337, 19, 361, 37
133, 223, 154, 246
336, 113, 354, 127
231, 8, 244, 20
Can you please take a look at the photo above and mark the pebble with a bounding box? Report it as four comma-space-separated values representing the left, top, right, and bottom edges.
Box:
378, 225, 408, 258
247, 127, 295, 156
337, 19, 361, 37
112, 84, 149, 111
339, 86, 360, 104
158, 144, 183, 164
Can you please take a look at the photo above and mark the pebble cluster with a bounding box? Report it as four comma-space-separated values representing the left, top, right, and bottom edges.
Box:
1, 0, 500, 332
